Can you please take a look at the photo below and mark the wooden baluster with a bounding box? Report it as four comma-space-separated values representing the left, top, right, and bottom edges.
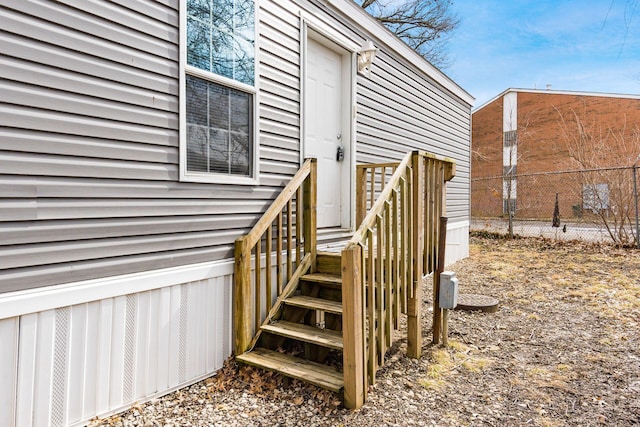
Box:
356, 166, 367, 228
296, 187, 302, 266
277, 213, 283, 294
399, 176, 408, 315
376, 214, 385, 365
423, 158, 429, 274
384, 201, 393, 347
407, 166, 414, 304
369, 167, 375, 212
287, 200, 293, 281
367, 229, 376, 385
255, 239, 261, 333
392, 188, 401, 329
360, 242, 368, 400
266, 224, 272, 312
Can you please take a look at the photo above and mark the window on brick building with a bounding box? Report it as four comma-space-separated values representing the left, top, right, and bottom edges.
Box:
503, 165, 517, 176
503, 130, 517, 147
583, 183, 609, 213
503, 198, 517, 215
502, 177, 517, 216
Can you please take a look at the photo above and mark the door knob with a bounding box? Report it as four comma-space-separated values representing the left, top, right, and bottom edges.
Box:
336, 145, 344, 162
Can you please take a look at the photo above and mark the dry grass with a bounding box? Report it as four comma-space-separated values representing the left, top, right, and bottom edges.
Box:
429, 235, 640, 426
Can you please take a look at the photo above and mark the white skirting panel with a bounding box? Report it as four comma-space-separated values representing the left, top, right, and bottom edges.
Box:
0, 262, 234, 427
445, 221, 469, 267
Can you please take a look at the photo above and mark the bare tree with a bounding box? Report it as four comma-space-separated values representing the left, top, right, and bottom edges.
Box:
557, 109, 640, 246
358, 0, 460, 68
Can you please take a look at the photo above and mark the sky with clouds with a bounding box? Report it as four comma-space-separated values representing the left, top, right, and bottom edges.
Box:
445, 0, 640, 108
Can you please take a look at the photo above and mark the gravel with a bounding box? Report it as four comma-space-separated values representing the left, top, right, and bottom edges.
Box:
92, 236, 640, 426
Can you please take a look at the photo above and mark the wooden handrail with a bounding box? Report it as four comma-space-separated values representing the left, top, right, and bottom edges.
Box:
356, 162, 399, 227
350, 153, 412, 245
343, 151, 455, 409
234, 158, 317, 355
243, 159, 314, 248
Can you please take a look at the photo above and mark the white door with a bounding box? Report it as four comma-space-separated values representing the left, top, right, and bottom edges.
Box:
304, 37, 347, 228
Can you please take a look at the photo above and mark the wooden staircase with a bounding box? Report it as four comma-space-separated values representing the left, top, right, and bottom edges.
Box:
236, 251, 345, 392
234, 152, 455, 409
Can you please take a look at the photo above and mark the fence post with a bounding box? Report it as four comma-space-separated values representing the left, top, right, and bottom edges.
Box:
633, 164, 639, 249
407, 152, 424, 358
342, 243, 365, 409
234, 237, 252, 355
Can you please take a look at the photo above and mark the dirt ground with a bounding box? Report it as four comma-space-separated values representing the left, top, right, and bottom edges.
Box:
99, 235, 640, 426
411, 235, 640, 426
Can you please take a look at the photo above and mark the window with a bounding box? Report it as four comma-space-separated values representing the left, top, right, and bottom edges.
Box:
503, 177, 517, 215
583, 183, 609, 213
503, 130, 517, 147
503, 198, 517, 216
182, 0, 256, 183
503, 165, 516, 176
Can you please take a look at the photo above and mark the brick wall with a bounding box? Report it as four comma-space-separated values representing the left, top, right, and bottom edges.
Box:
471, 96, 504, 216
472, 90, 640, 219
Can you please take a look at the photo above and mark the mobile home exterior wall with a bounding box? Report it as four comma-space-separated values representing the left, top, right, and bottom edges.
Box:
0, 0, 472, 424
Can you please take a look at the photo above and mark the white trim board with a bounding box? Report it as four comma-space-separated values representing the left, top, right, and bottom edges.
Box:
325, 0, 474, 106
0, 259, 235, 320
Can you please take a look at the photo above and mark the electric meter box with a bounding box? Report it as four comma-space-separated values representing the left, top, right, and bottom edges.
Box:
439, 271, 458, 309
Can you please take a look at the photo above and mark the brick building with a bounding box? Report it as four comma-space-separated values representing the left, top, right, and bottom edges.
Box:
472, 88, 640, 220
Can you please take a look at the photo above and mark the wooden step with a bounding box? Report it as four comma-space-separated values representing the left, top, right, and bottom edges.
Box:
285, 295, 343, 315
300, 272, 342, 288
261, 320, 343, 350
236, 348, 344, 392
316, 252, 342, 275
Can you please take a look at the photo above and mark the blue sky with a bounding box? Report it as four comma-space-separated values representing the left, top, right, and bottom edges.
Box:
445, 0, 640, 107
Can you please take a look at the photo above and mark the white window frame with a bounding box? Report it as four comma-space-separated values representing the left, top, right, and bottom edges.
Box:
179, 0, 259, 185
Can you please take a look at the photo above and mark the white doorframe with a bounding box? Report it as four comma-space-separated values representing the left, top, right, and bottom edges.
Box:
300, 14, 357, 230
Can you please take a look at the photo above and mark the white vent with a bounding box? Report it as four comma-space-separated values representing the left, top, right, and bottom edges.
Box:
52, 307, 70, 427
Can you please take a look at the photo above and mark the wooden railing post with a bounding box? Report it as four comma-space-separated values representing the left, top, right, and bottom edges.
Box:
407, 151, 424, 358
342, 243, 365, 409
433, 159, 453, 344
303, 158, 317, 270
234, 236, 252, 355
432, 216, 448, 344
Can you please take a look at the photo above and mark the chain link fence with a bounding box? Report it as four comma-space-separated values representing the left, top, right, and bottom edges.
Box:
471, 166, 640, 246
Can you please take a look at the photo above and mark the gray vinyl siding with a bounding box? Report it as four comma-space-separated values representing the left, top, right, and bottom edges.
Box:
0, 0, 470, 294
258, 0, 302, 179
306, 1, 472, 224
0, 0, 299, 293
357, 51, 472, 223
